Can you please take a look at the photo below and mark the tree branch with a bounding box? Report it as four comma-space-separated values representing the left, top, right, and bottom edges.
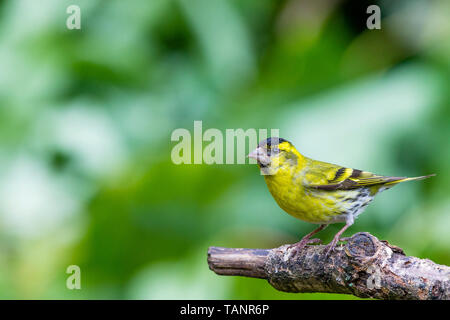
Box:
207, 232, 450, 300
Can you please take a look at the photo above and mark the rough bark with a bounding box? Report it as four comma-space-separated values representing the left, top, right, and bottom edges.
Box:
207, 232, 450, 300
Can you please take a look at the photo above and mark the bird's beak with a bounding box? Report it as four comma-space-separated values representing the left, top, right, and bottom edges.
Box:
248, 147, 270, 166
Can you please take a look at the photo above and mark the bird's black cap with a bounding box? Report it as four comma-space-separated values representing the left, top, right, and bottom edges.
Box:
259, 137, 289, 147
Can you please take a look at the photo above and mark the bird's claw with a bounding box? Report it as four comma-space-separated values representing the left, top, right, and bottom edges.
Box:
287, 238, 322, 257
324, 237, 347, 257
324, 244, 336, 258
311, 238, 322, 244
338, 237, 351, 243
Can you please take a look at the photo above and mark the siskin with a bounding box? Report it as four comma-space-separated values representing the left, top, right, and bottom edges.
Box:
248, 137, 434, 256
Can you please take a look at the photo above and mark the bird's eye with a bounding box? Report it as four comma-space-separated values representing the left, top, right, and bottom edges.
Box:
267, 146, 279, 156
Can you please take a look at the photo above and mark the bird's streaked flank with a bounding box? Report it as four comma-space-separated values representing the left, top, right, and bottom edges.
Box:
248, 137, 435, 256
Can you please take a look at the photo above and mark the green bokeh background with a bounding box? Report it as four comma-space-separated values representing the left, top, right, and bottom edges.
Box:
0, 0, 448, 299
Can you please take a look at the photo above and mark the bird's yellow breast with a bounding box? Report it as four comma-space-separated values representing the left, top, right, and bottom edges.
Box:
263, 165, 349, 224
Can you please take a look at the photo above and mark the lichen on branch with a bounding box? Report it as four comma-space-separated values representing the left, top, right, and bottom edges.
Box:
207, 232, 450, 300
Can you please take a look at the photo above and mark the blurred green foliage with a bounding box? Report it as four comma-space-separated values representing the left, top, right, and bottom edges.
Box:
0, 0, 448, 299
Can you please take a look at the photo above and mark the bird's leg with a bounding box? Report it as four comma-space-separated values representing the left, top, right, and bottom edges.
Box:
324, 223, 352, 257
288, 224, 327, 257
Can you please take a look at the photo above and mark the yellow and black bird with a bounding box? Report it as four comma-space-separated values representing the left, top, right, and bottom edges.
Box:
248, 137, 434, 256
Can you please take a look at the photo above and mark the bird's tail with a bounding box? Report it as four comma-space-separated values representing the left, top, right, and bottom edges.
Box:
385, 174, 436, 185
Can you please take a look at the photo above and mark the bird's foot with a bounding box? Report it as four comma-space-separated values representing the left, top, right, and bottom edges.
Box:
324, 241, 337, 257
324, 222, 352, 258
288, 238, 322, 257
324, 237, 348, 257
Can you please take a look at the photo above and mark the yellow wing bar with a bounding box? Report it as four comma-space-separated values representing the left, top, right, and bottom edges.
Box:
306, 164, 435, 191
